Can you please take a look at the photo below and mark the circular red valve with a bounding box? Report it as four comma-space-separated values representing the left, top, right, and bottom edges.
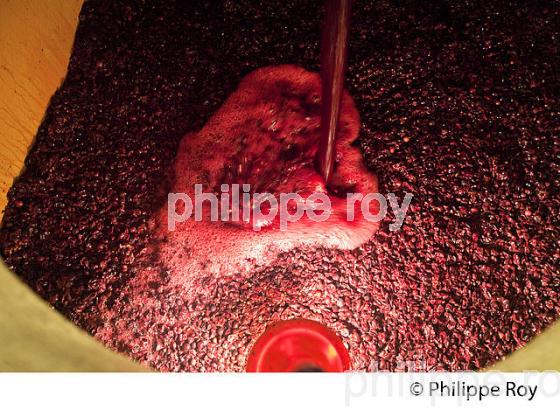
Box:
246, 319, 351, 372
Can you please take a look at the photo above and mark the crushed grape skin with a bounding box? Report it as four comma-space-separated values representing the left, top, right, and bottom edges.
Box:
0, 0, 558, 371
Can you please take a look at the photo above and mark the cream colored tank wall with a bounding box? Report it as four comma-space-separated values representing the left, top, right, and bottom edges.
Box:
0, 0, 143, 371
0, 0, 83, 216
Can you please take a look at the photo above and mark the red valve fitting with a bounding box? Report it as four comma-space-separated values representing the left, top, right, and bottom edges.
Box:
246, 319, 351, 372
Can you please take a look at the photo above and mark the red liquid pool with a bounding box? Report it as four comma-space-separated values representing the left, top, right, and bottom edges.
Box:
153, 65, 378, 288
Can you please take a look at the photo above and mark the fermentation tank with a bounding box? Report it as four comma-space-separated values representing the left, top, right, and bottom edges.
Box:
0, 0, 558, 372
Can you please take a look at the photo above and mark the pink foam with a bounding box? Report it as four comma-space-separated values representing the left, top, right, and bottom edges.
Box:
152, 65, 378, 289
